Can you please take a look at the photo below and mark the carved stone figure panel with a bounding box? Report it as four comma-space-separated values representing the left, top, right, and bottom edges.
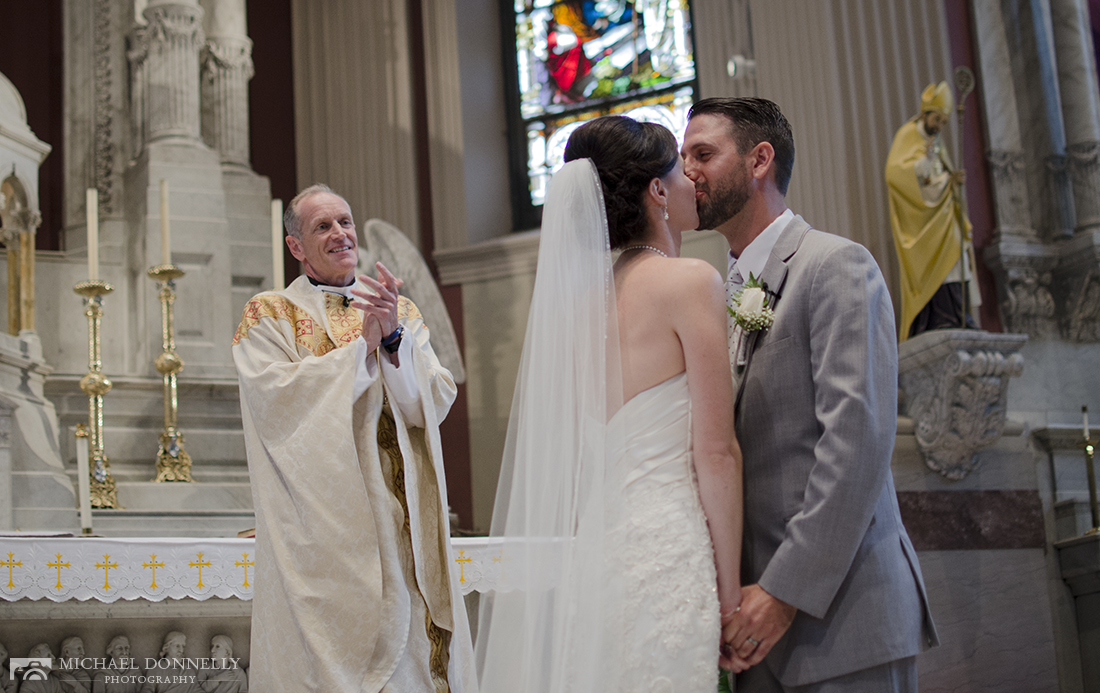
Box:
984, 242, 1059, 338
899, 330, 1027, 479
986, 149, 1033, 237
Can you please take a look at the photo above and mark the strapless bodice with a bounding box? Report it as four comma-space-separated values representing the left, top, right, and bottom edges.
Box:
611, 372, 692, 491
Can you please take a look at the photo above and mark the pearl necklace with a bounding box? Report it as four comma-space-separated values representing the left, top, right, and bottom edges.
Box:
621, 244, 669, 258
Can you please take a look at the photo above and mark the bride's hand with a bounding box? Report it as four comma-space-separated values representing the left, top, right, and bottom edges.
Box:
719, 638, 750, 672
722, 584, 796, 670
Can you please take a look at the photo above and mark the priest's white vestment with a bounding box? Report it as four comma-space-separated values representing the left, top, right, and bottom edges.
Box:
232, 275, 476, 693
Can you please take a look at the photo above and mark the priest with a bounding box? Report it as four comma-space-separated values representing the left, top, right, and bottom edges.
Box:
233, 184, 476, 692
886, 81, 980, 340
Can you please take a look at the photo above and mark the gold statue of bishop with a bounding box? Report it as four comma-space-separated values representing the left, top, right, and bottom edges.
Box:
886, 81, 980, 340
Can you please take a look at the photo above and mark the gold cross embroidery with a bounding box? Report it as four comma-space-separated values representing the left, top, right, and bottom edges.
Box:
455, 550, 471, 584
47, 553, 71, 591
491, 549, 509, 581
234, 553, 255, 588
143, 555, 165, 589
1, 552, 22, 590
189, 552, 212, 589
94, 554, 119, 591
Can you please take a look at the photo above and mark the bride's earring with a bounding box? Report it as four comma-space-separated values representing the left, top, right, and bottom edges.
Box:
663, 206, 669, 221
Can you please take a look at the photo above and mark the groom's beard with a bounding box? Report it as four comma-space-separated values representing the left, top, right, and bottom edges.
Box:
695, 164, 752, 231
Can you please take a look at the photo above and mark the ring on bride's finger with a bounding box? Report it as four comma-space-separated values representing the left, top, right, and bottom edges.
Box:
745, 636, 760, 647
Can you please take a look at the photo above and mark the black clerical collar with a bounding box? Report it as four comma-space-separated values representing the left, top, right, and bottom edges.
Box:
304, 275, 355, 306
305, 274, 355, 288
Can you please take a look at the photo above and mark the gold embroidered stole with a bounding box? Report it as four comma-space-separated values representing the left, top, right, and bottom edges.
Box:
378, 403, 451, 692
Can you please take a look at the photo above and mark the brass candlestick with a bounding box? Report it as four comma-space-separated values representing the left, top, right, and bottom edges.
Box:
73, 280, 120, 509
148, 264, 193, 482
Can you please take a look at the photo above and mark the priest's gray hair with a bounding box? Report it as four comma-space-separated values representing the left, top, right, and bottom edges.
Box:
284, 183, 351, 239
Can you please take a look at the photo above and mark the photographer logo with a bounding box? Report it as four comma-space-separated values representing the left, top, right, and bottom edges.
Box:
9, 657, 51, 681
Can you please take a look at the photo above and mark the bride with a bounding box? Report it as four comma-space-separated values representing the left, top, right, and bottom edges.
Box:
476, 115, 743, 692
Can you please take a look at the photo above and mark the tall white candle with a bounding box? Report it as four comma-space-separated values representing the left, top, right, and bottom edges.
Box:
160, 179, 171, 266
272, 198, 285, 290
1085, 405, 1091, 440
76, 431, 92, 532
86, 189, 99, 281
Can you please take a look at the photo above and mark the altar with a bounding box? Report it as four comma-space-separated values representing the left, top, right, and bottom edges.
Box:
0, 534, 499, 672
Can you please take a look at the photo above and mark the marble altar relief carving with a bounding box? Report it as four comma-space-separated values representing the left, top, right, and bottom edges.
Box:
899, 330, 1027, 479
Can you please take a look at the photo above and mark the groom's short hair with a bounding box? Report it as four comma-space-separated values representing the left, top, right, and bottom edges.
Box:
689, 97, 795, 195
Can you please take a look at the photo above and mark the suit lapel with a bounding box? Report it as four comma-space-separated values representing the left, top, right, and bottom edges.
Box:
734, 216, 811, 409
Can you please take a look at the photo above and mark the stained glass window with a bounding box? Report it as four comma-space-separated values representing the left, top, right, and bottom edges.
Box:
503, 0, 698, 229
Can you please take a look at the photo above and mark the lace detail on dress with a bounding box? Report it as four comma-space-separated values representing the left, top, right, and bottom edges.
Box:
608, 374, 720, 692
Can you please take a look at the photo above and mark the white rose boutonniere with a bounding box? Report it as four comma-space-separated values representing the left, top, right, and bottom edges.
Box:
728, 273, 775, 332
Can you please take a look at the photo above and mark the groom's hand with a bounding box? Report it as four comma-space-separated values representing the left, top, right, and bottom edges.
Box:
722, 584, 797, 667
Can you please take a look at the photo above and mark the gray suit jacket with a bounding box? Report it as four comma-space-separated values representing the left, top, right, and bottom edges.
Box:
733, 215, 938, 686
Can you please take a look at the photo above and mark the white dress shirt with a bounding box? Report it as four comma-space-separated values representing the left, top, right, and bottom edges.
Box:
727, 208, 794, 286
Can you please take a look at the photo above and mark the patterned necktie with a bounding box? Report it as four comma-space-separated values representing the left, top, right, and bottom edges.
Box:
726, 263, 744, 366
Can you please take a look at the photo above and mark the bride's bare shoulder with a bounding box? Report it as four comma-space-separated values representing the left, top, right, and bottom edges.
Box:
617, 256, 724, 316
631, 256, 722, 292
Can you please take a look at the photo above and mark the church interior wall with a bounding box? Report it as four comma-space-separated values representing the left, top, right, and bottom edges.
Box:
1007, 339, 1100, 427
892, 425, 1081, 690
0, 0, 64, 252
2, 1, 1099, 689
749, 0, 960, 325
289, 0, 421, 253
456, 0, 513, 244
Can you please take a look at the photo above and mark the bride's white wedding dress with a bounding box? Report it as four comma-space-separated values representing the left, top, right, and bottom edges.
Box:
610, 372, 720, 692
476, 159, 720, 693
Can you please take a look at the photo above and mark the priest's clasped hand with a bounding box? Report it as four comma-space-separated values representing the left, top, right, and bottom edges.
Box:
349, 261, 405, 354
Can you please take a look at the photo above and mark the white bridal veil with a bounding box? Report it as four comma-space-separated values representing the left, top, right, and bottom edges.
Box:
475, 158, 626, 692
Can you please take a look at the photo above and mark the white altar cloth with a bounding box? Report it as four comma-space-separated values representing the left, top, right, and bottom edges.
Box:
0, 535, 502, 603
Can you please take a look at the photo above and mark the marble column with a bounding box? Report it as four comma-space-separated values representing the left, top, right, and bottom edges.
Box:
138, 0, 205, 144
1049, 0, 1100, 342
1028, 0, 1077, 241
973, 0, 1059, 337
199, 0, 253, 167
1051, 0, 1100, 232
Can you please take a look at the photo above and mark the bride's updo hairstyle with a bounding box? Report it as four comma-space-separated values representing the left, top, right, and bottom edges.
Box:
563, 115, 679, 249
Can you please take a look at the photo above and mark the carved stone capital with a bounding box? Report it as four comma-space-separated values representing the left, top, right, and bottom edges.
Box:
144, 2, 205, 45
0, 182, 41, 238
140, 1, 205, 143
899, 330, 1027, 480
200, 36, 254, 166
986, 149, 1031, 236
202, 37, 254, 75
1045, 153, 1077, 240
1067, 140, 1100, 230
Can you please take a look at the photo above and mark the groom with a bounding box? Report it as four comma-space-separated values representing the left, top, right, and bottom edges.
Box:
682, 97, 938, 691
